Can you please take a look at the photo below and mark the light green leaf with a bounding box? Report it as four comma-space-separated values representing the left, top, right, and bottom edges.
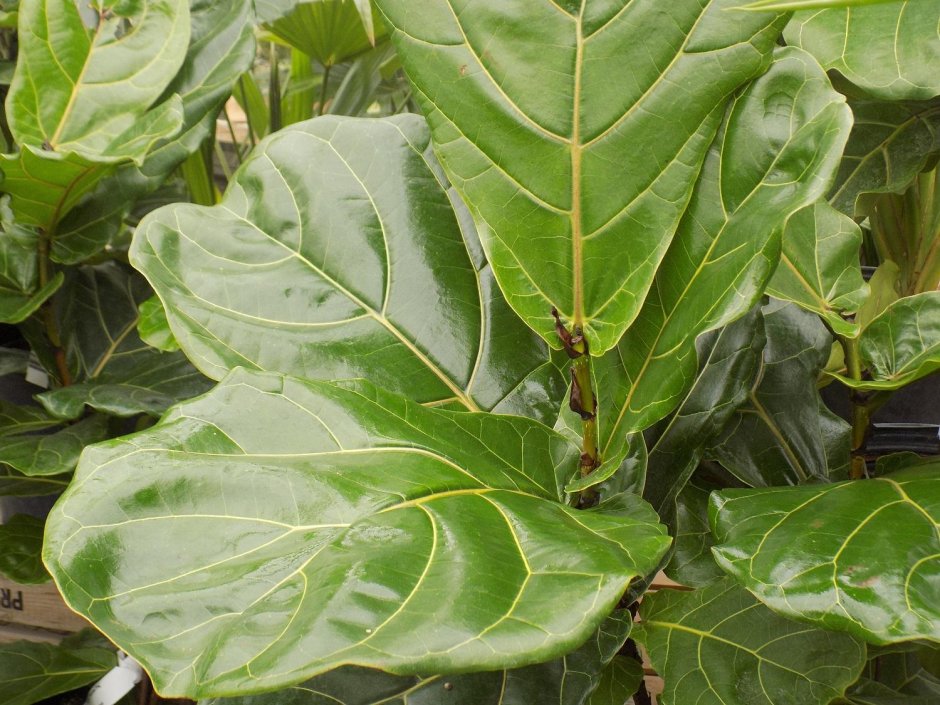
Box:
855, 260, 900, 330
133, 116, 564, 422
44, 370, 671, 697
375, 0, 788, 353
829, 98, 940, 218
138, 296, 180, 352
594, 47, 850, 449
642, 305, 765, 521
202, 611, 633, 705
264, 1, 385, 67
785, 2, 940, 101
709, 301, 851, 486
586, 656, 644, 705
0, 514, 48, 584
768, 201, 869, 336
37, 263, 211, 419
711, 461, 940, 644
49, 0, 257, 264
0, 638, 115, 705
831, 291, 940, 390
7, 0, 190, 158
636, 578, 866, 705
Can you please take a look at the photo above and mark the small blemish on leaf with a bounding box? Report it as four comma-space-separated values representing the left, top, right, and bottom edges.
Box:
458, 65, 468, 76
443, 682, 454, 691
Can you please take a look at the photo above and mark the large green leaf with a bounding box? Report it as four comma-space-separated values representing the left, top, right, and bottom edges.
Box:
44, 370, 671, 697
586, 656, 644, 705
202, 611, 633, 705
49, 0, 257, 264
263, 0, 385, 66
847, 646, 940, 704
0, 467, 70, 497
635, 578, 866, 705
829, 98, 940, 218
785, 2, 940, 101
0, 513, 48, 584
742, 0, 906, 9
768, 202, 869, 336
0, 0, 191, 231
375, 0, 788, 352
133, 116, 564, 421
708, 301, 851, 486
831, 291, 940, 390
594, 47, 851, 451
711, 461, 940, 644
37, 263, 211, 419
0, 637, 115, 705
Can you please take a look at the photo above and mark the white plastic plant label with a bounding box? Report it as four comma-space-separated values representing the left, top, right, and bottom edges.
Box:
24, 351, 49, 389
84, 652, 144, 705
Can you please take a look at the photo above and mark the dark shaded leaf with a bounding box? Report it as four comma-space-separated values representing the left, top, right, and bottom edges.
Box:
0, 514, 48, 584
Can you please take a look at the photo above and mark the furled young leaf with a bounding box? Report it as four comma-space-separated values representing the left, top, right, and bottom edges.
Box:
711, 461, 940, 644
0, 638, 115, 705
0, 514, 48, 584
829, 98, 940, 217
831, 291, 940, 390
50, 0, 257, 264
375, 0, 787, 353
636, 578, 866, 705
665, 485, 726, 588
36, 263, 211, 419
202, 611, 633, 705
639, 305, 764, 539
709, 301, 851, 486
785, 2, 940, 101
133, 116, 564, 421
768, 202, 868, 336
594, 47, 851, 449
44, 370, 671, 697
263, 0, 384, 66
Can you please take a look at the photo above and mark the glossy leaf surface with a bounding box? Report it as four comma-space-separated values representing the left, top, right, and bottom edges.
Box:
768, 202, 868, 336
137, 296, 180, 352
709, 301, 851, 486
133, 116, 563, 419
585, 656, 643, 705
832, 291, 940, 390
642, 305, 764, 519
636, 578, 866, 705
376, 0, 788, 352
45, 370, 670, 697
203, 611, 632, 705
0, 215, 63, 323
0, 514, 48, 584
847, 646, 940, 704
49, 0, 256, 263
785, 2, 940, 101
8, 0, 189, 156
0, 415, 108, 477
0, 638, 115, 705
666, 485, 726, 588
711, 462, 940, 644
829, 99, 940, 217
742, 0, 905, 8
595, 47, 850, 448
0, 468, 70, 497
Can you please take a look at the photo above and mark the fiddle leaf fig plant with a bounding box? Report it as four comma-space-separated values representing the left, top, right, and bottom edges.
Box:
26, 1, 940, 704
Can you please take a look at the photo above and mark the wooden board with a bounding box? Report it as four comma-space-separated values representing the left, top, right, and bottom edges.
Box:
0, 578, 90, 633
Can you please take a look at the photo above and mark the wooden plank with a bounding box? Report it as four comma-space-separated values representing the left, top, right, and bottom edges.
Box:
0, 622, 69, 645
0, 579, 90, 633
